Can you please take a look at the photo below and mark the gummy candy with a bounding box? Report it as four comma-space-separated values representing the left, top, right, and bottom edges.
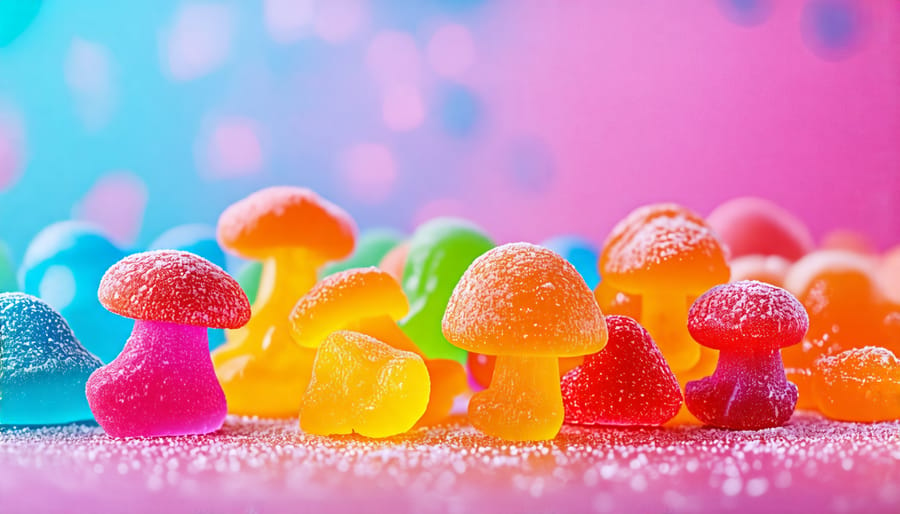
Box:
236, 261, 263, 304
821, 229, 876, 255
685, 280, 808, 430
782, 250, 900, 409
593, 281, 642, 321
443, 243, 607, 441
321, 228, 404, 277
707, 197, 814, 261
379, 241, 410, 282
561, 315, 682, 426
86, 250, 250, 438
811, 346, 900, 422
882, 245, 900, 304
212, 187, 356, 417
149, 224, 228, 350
542, 235, 601, 289
600, 204, 729, 373
19, 221, 130, 363
289, 267, 467, 426
729, 255, 791, 287
0, 293, 101, 425
0, 241, 16, 292
400, 218, 494, 362
300, 330, 430, 438
465, 353, 584, 390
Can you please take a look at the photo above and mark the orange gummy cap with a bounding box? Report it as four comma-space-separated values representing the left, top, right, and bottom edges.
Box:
600, 203, 729, 294
217, 186, 356, 260
442, 242, 607, 357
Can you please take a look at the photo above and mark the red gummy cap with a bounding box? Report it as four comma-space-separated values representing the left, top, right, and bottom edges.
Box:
99, 250, 251, 329
217, 186, 356, 261
688, 280, 809, 352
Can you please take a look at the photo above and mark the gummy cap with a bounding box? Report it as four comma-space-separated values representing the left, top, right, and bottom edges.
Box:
289, 267, 409, 348
600, 203, 730, 294
217, 187, 356, 261
688, 280, 808, 352
442, 243, 607, 357
783, 249, 883, 300
98, 250, 251, 329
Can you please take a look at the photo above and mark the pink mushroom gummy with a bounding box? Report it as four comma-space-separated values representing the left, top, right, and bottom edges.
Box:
707, 197, 814, 262
685, 280, 809, 430
86, 250, 251, 438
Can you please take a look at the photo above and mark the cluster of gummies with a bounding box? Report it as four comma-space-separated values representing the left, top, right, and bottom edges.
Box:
0, 191, 898, 442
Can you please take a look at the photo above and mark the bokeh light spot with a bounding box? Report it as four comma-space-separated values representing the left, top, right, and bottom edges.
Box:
427, 24, 475, 78
508, 138, 555, 192
439, 84, 482, 137
383, 85, 426, 132
73, 171, 148, 246
314, 0, 365, 44
162, 3, 234, 81
718, 0, 771, 27
64, 38, 116, 130
411, 198, 468, 227
366, 31, 422, 87
340, 143, 397, 204
204, 118, 264, 178
40, 265, 77, 312
0, 114, 24, 192
802, 0, 862, 61
264, 0, 315, 43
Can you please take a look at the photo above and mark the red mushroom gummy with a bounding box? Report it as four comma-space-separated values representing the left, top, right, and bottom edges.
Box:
86, 250, 251, 438
684, 280, 809, 430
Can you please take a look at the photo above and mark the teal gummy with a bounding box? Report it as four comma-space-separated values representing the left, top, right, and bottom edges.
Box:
149, 224, 228, 350
0, 242, 17, 292
541, 235, 601, 289
399, 218, 494, 362
321, 228, 405, 277
0, 293, 101, 425
19, 221, 131, 364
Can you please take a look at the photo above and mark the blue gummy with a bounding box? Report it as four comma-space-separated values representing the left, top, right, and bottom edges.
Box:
541, 235, 601, 289
19, 221, 131, 364
0, 292, 101, 425
148, 224, 228, 350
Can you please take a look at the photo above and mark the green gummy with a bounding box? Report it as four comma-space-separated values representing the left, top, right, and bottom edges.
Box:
0, 242, 17, 292
237, 260, 263, 305
321, 228, 405, 277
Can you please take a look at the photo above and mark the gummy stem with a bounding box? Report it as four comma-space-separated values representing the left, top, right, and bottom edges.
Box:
640, 290, 699, 372
714, 349, 790, 388
491, 354, 562, 411
126, 320, 209, 358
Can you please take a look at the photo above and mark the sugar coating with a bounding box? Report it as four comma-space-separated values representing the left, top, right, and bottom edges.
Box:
812, 346, 900, 422
300, 331, 430, 438
0, 293, 102, 425
216, 186, 356, 261
600, 204, 729, 293
688, 280, 809, 352
443, 242, 606, 357
1, 414, 899, 513
290, 267, 409, 348
561, 316, 682, 426
706, 197, 815, 261
86, 320, 227, 438
98, 250, 250, 329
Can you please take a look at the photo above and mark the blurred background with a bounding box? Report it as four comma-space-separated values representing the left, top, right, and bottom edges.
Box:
0, 0, 897, 261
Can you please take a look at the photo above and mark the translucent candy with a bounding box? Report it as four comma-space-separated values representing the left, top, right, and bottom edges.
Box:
379, 241, 410, 282
541, 235, 600, 289
685, 281, 808, 430
19, 221, 129, 363
290, 267, 467, 426
706, 197, 814, 261
320, 228, 404, 277
443, 243, 607, 441
593, 281, 642, 321
88, 250, 251, 438
811, 346, 900, 422
213, 187, 356, 417
729, 255, 791, 287
399, 218, 494, 362
0, 293, 101, 425
300, 331, 429, 438
600, 203, 729, 373
562, 315, 682, 426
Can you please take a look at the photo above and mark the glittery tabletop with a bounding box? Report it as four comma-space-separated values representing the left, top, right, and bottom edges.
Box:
2, 413, 899, 513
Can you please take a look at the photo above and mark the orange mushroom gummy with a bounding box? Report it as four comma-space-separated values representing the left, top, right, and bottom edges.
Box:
442, 243, 607, 441
212, 187, 356, 417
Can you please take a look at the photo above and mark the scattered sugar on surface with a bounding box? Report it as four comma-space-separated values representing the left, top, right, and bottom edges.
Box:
1, 413, 899, 513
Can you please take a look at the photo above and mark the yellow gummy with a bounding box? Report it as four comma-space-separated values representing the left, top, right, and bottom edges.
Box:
300, 331, 430, 438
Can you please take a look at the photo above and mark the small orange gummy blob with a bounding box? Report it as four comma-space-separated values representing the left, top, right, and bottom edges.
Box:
811, 346, 900, 422
300, 331, 430, 438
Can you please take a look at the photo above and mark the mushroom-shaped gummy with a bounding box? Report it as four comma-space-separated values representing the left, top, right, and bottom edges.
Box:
290, 267, 467, 426
443, 243, 607, 441
212, 187, 356, 417
86, 250, 250, 438
600, 203, 730, 373
706, 197, 814, 262
685, 280, 808, 430
320, 228, 404, 277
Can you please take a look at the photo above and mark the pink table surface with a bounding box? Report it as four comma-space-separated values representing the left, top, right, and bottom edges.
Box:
2, 412, 899, 513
